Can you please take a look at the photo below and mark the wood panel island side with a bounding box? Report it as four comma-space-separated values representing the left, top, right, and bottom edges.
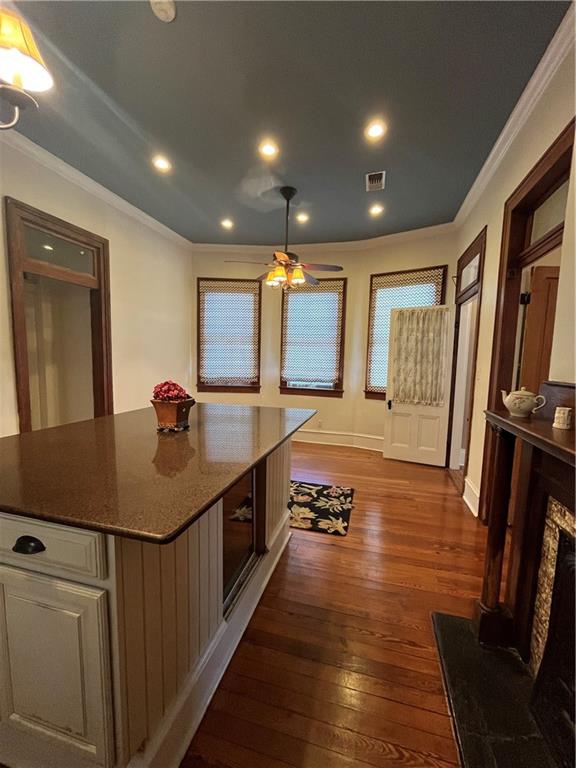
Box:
0, 403, 315, 768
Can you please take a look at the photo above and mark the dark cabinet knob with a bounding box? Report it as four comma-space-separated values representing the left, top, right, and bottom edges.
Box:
12, 535, 46, 555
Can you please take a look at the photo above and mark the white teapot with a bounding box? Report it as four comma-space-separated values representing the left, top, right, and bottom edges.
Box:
501, 387, 546, 418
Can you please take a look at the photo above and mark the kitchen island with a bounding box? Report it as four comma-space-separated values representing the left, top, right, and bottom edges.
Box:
0, 404, 314, 768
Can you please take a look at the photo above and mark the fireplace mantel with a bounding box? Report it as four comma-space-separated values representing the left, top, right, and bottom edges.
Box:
475, 381, 575, 660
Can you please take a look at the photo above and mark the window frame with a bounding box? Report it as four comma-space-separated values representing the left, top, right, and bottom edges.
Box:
279, 277, 347, 398
196, 277, 262, 393
364, 265, 447, 400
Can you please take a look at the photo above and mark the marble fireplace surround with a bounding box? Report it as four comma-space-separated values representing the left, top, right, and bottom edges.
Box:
530, 496, 576, 676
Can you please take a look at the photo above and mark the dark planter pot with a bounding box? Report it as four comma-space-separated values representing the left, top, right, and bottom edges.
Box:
151, 398, 195, 431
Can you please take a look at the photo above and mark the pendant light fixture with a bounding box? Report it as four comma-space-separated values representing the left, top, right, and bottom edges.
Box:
0, 7, 53, 130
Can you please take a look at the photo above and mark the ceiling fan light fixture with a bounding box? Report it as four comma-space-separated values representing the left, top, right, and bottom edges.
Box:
265, 270, 277, 286
272, 264, 287, 283
291, 266, 305, 285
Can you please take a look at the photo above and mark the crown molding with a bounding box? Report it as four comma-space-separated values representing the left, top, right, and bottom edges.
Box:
0, 130, 193, 250
190, 221, 456, 256
454, 5, 575, 227
2, 3, 572, 256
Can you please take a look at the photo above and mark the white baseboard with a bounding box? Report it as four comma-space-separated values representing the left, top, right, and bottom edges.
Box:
128, 522, 291, 768
463, 476, 480, 517
296, 428, 383, 452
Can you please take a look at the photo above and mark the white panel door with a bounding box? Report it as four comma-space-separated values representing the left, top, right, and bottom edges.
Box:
383, 306, 453, 466
0, 564, 113, 767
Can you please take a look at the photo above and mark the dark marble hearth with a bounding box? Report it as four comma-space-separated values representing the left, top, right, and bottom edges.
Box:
433, 613, 557, 768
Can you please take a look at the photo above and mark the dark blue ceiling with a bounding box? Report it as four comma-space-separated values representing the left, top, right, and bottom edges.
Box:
14, 1, 571, 244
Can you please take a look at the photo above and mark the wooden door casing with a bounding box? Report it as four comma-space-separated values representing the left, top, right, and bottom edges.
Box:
4, 197, 113, 433
509, 265, 560, 526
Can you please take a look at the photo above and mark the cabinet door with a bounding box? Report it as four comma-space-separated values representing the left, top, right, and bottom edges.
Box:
0, 564, 113, 767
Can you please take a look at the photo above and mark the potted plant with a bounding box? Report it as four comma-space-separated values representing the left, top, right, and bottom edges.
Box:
151, 380, 195, 431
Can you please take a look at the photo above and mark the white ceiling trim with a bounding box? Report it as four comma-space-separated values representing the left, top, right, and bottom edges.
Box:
0, 130, 193, 250
454, 5, 575, 227
189, 221, 456, 256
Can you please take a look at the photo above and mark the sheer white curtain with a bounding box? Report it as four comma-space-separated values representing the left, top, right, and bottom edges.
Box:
388, 306, 449, 406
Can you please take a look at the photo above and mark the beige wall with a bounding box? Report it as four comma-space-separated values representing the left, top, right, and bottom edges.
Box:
191, 228, 456, 450
455, 51, 575, 509
0, 136, 194, 438
550, 149, 576, 382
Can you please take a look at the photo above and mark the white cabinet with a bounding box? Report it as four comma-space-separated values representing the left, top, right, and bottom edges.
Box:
0, 564, 113, 767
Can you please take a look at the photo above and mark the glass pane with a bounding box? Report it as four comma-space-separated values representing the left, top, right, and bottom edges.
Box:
460, 254, 480, 292
366, 266, 445, 393
221, 471, 254, 603
24, 225, 95, 274
284, 292, 339, 387
198, 280, 260, 387
24, 274, 94, 430
370, 282, 437, 390
531, 181, 568, 244
281, 279, 345, 389
202, 292, 257, 383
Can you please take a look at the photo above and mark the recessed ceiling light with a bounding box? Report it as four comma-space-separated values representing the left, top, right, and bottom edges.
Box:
364, 119, 387, 143
296, 212, 309, 224
369, 203, 384, 217
42, 244, 54, 251
152, 154, 172, 173
221, 218, 234, 230
258, 139, 279, 160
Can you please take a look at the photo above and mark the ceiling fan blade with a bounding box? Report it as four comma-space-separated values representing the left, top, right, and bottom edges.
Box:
273, 251, 290, 263
224, 260, 270, 265
300, 263, 343, 271
256, 272, 270, 281
304, 271, 320, 286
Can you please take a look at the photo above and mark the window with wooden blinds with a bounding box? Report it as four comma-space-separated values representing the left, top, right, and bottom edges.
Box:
280, 278, 346, 397
197, 278, 261, 392
365, 266, 447, 398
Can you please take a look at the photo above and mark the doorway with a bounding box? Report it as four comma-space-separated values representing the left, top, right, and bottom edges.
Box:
479, 118, 574, 523
5, 198, 113, 433
447, 228, 486, 493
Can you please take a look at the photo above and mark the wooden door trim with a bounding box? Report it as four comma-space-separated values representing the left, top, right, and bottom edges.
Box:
479, 118, 574, 522
4, 197, 113, 432
516, 221, 564, 268
445, 227, 486, 478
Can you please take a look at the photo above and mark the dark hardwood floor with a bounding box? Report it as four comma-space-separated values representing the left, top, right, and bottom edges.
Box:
181, 442, 486, 768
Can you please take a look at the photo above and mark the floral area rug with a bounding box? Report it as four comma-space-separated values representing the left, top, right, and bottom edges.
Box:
230, 480, 354, 537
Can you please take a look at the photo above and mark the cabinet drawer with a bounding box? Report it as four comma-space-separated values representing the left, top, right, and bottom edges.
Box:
0, 514, 106, 580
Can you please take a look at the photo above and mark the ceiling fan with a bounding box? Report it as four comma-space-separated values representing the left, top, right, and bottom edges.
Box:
226, 186, 343, 288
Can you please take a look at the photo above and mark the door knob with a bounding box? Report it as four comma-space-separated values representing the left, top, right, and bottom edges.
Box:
12, 535, 46, 555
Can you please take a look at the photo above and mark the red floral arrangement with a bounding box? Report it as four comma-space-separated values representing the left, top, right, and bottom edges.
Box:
152, 380, 191, 402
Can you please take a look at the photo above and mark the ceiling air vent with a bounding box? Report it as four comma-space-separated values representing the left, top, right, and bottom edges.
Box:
365, 171, 386, 192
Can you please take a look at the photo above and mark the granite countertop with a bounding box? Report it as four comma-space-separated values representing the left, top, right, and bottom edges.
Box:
0, 404, 315, 542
